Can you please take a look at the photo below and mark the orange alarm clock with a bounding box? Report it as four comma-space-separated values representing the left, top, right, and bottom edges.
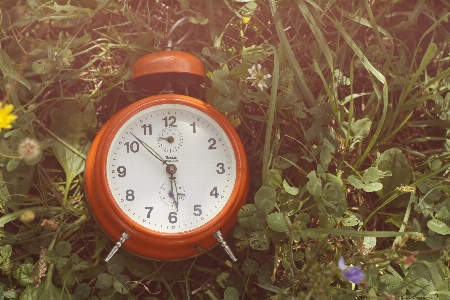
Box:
84, 20, 249, 261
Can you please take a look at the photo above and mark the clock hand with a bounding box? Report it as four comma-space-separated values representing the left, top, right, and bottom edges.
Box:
170, 177, 179, 212
130, 133, 167, 165
158, 136, 174, 143
166, 164, 179, 211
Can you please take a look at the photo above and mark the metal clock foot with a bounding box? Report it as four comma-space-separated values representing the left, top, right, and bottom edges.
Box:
213, 231, 237, 262
105, 232, 131, 262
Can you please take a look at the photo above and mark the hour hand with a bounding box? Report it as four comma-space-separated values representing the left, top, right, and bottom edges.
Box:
170, 178, 179, 212
130, 133, 166, 165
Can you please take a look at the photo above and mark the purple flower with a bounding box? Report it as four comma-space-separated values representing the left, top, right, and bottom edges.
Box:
338, 257, 365, 284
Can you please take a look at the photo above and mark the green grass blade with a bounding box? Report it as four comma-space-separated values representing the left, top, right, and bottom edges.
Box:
269, 0, 315, 107
304, 228, 421, 238
295, 0, 334, 70
262, 44, 280, 186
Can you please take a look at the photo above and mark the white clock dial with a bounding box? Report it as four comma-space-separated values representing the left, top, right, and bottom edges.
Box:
106, 104, 237, 233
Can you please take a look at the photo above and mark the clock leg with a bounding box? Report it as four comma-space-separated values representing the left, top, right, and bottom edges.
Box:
213, 231, 237, 263
105, 232, 131, 262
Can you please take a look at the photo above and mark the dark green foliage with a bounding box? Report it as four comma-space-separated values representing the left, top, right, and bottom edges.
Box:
0, 0, 449, 299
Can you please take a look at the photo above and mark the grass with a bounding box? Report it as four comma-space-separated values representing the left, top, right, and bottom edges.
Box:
1, 0, 450, 299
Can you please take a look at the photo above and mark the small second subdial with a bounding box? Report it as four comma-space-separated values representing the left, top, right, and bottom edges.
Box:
159, 181, 186, 208
158, 127, 184, 153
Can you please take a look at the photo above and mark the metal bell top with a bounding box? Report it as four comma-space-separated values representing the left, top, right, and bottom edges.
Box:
132, 51, 205, 90
132, 17, 205, 92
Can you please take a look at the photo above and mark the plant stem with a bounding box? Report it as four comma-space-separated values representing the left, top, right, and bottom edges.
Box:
34, 119, 86, 160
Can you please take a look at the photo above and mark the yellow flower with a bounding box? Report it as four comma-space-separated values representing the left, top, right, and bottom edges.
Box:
242, 16, 251, 24
0, 104, 17, 131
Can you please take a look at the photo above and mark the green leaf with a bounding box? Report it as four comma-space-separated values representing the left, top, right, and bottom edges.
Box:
377, 274, 406, 296
20, 275, 71, 299
363, 237, 377, 252
0, 245, 12, 266
363, 167, 380, 183
113, 274, 131, 294
430, 159, 442, 171
250, 211, 267, 231
107, 253, 125, 276
249, 230, 269, 250
3, 290, 17, 298
274, 153, 298, 169
72, 260, 91, 271
49, 95, 97, 201
406, 277, 431, 297
205, 289, 221, 300
238, 204, 258, 228
350, 118, 372, 148
242, 1, 258, 15
266, 227, 288, 241
216, 272, 243, 293
347, 175, 365, 189
362, 182, 383, 192
341, 214, 361, 226
56, 257, 69, 270
306, 171, 322, 196
211, 69, 239, 97
427, 219, 450, 235
266, 169, 282, 189
254, 186, 276, 214
322, 182, 345, 203
266, 213, 291, 232
32, 58, 52, 74
435, 206, 450, 220
242, 258, 259, 275
320, 148, 331, 171
74, 283, 90, 299
0, 49, 31, 89
417, 189, 440, 217
242, 45, 267, 63
377, 148, 411, 195
213, 94, 240, 113
283, 180, 299, 196
6, 158, 20, 172
15, 263, 34, 286
45, 250, 60, 263
233, 225, 249, 240
189, 14, 209, 25
95, 273, 113, 289
206, 86, 221, 106
55, 240, 72, 257
224, 287, 239, 300
202, 47, 228, 64
257, 261, 274, 285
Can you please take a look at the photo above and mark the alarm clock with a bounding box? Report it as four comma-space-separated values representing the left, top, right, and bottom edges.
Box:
84, 31, 249, 261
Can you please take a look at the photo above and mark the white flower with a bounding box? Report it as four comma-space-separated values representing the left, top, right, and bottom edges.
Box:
18, 137, 41, 163
247, 64, 271, 91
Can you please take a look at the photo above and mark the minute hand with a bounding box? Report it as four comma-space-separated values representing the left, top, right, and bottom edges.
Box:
130, 133, 167, 165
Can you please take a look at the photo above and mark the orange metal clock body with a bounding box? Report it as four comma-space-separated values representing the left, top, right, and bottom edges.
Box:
85, 94, 249, 260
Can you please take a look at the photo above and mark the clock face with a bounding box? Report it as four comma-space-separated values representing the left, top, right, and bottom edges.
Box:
105, 103, 237, 234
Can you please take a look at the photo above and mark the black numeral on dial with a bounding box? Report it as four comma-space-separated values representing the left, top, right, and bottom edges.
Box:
141, 124, 152, 135
193, 205, 202, 216
163, 116, 177, 127
125, 189, 135, 201
117, 166, 126, 177
168, 212, 177, 223
124, 141, 139, 153
208, 138, 216, 149
210, 187, 219, 198
145, 207, 153, 218
216, 163, 225, 174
